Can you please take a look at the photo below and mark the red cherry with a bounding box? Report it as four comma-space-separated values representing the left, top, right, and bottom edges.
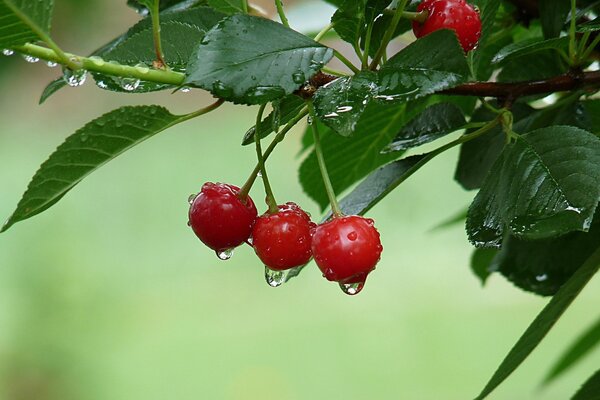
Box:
252, 202, 315, 271
412, 0, 481, 52
311, 215, 383, 288
188, 182, 257, 254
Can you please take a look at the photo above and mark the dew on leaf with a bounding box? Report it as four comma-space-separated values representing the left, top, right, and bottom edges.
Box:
292, 71, 306, 84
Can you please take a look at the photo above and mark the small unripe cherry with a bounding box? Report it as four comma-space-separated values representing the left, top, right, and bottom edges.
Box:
252, 202, 315, 271
188, 182, 257, 258
412, 0, 482, 52
311, 215, 383, 295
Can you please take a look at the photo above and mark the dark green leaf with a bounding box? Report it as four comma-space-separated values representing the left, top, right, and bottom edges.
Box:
2, 106, 182, 232
493, 217, 600, 295
334, 154, 428, 216
242, 95, 305, 145
474, 246, 600, 400
312, 72, 379, 137
545, 316, 600, 383
455, 104, 534, 191
207, 0, 243, 14
127, 0, 203, 13
0, 0, 53, 49
473, 0, 501, 78
39, 77, 65, 105
184, 14, 334, 105
571, 369, 600, 400
467, 126, 600, 248
577, 17, 600, 32
497, 50, 567, 83
377, 30, 470, 102
540, 0, 570, 38
331, 0, 367, 46
383, 103, 466, 152
42, 6, 225, 98
471, 248, 498, 286
492, 37, 569, 64
300, 101, 425, 210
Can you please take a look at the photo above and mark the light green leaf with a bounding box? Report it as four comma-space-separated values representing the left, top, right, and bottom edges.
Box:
474, 245, 600, 400
467, 126, 600, 248
2, 106, 183, 232
185, 14, 334, 105
0, 0, 53, 49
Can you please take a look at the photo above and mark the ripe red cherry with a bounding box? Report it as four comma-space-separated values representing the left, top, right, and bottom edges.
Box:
188, 182, 257, 255
311, 215, 383, 290
252, 202, 315, 271
412, 0, 481, 52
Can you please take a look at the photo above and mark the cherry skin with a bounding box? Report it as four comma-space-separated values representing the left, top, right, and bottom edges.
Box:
252, 202, 315, 271
412, 0, 481, 52
188, 182, 257, 253
311, 215, 383, 285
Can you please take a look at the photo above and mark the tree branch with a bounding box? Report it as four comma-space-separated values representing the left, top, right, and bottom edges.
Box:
443, 70, 600, 100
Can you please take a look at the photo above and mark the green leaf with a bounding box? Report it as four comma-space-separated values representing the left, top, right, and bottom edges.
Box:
0, 0, 54, 49
207, 0, 243, 14
300, 101, 424, 210
2, 106, 182, 232
455, 103, 534, 191
312, 72, 379, 137
41, 6, 225, 98
577, 17, 600, 32
497, 50, 567, 83
127, 0, 204, 13
473, 0, 501, 78
539, 0, 570, 38
474, 245, 600, 400
334, 154, 428, 216
242, 95, 305, 145
331, 0, 367, 46
467, 126, 600, 248
492, 37, 569, 64
545, 316, 600, 383
493, 217, 600, 296
571, 369, 600, 400
184, 14, 334, 105
39, 77, 65, 105
471, 247, 498, 286
377, 30, 470, 102
383, 103, 466, 152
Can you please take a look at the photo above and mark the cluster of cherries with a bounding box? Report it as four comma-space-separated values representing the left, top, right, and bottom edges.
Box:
412, 0, 482, 52
188, 183, 382, 295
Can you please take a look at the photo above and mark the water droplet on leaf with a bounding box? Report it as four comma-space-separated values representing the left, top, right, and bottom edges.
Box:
22, 55, 39, 63
2, 49, 14, 56
292, 71, 306, 84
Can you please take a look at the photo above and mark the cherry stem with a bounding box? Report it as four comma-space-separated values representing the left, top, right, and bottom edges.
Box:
239, 108, 308, 200
370, 0, 409, 70
150, 0, 167, 69
252, 104, 278, 213
399, 10, 429, 24
307, 101, 343, 217
274, 0, 290, 28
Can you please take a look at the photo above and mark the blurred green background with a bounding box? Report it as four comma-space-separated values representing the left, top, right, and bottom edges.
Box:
1, 1, 599, 399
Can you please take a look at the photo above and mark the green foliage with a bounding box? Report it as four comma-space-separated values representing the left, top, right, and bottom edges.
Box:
184, 14, 333, 104
467, 126, 600, 248
571, 369, 600, 400
5, 1, 600, 398
2, 106, 181, 232
0, 0, 53, 48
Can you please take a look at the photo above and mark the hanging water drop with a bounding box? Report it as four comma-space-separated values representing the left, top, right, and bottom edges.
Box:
46, 61, 58, 68
180, 87, 191, 93
264, 266, 288, 287
216, 248, 234, 260
292, 71, 306, 84
62, 67, 87, 87
22, 55, 39, 63
96, 80, 108, 89
257, 171, 263, 178
2, 49, 14, 56
339, 280, 365, 295
117, 76, 140, 91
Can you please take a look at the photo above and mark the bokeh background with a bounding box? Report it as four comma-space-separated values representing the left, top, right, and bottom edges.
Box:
1, 1, 599, 399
